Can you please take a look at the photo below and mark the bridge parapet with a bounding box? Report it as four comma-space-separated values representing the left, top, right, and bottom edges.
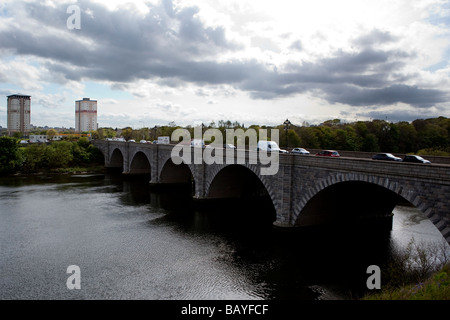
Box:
290, 155, 450, 183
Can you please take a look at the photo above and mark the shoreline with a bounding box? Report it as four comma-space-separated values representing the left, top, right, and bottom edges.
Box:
4, 166, 106, 178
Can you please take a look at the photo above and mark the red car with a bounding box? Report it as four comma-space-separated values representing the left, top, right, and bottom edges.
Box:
315, 150, 340, 157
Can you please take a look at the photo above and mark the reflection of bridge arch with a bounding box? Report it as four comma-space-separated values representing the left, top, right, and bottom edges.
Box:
129, 151, 151, 176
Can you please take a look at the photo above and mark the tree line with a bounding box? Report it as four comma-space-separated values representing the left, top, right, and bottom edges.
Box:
284, 117, 450, 155
2, 116, 449, 175
0, 136, 104, 175
94, 117, 450, 156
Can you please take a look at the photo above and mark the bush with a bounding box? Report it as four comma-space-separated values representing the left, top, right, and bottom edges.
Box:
364, 263, 450, 300
20, 140, 103, 173
0, 136, 23, 175
417, 148, 450, 156
384, 237, 449, 288
364, 238, 450, 300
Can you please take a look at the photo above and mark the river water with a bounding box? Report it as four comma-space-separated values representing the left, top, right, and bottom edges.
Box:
0, 173, 448, 300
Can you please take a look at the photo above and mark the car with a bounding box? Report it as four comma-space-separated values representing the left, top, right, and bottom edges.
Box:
257, 140, 288, 153
224, 144, 236, 149
128, 139, 136, 143
191, 139, 206, 148
403, 155, 431, 164
291, 148, 310, 155
140, 140, 148, 144
372, 153, 402, 161
315, 150, 340, 157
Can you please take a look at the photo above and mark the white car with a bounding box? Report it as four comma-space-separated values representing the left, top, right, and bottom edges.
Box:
291, 148, 310, 155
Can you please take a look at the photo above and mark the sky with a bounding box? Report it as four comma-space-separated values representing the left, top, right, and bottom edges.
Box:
0, 0, 450, 129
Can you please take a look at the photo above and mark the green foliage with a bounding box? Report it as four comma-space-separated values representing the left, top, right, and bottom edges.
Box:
46, 128, 58, 140
19, 139, 104, 174
363, 238, 450, 300
0, 137, 22, 175
416, 148, 450, 156
97, 127, 116, 139
106, 116, 450, 154
289, 117, 450, 154
77, 137, 90, 148
45, 141, 73, 168
21, 143, 48, 172
364, 264, 450, 300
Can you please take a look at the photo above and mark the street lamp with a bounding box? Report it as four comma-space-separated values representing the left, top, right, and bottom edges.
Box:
283, 119, 291, 147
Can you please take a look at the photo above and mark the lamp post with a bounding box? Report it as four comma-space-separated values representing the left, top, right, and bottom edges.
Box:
283, 119, 291, 147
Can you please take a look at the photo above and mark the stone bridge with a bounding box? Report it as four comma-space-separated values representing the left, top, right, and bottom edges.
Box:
93, 140, 450, 244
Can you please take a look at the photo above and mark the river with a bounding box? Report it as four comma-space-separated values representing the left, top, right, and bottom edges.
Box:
0, 173, 448, 300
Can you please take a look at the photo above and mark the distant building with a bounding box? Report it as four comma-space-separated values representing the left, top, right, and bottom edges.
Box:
29, 133, 91, 143
75, 98, 97, 133
7, 94, 31, 136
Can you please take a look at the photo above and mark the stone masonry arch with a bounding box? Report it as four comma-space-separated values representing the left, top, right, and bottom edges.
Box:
159, 157, 195, 185
109, 148, 125, 170
205, 163, 277, 206
129, 151, 151, 175
292, 171, 446, 239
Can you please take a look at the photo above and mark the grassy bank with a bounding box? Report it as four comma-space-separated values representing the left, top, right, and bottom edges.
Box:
363, 238, 450, 300
363, 263, 449, 300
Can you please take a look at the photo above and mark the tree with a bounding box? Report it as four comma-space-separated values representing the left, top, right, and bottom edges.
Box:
22, 143, 47, 172
46, 128, 58, 141
77, 137, 90, 149
0, 137, 22, 174
298, 127, 320, 149
397, 122, 418, 153
45, 141, 73, 168
314, 126, 335, 149
121, 127, 133, 141
362, 133, 379, 152
287, 129, 301, 148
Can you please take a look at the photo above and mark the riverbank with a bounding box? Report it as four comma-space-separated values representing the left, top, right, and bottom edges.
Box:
6, 165, 106, 177
363, 263, 450, 300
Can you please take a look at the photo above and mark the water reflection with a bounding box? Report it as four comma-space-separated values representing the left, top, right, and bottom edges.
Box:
0, 173, 448, 300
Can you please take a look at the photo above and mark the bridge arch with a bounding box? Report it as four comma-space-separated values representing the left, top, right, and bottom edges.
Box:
129, 151, 151, 176
159, 158, 194, 184
206, 163, 276, 202
293, 173, 433, 231
206, 163, 276, 224
109, 148, 124, 171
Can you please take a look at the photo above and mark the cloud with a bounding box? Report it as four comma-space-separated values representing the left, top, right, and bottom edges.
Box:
326, 84, 448, 108
353, 29, 399, 48
0, 0, 449, 126
354, 106, 439, 123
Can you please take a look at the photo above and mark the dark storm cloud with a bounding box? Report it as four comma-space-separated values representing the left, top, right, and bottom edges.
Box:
355, 109, 433, 123
0, 0, 448, 110
324, 84, 447, 108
